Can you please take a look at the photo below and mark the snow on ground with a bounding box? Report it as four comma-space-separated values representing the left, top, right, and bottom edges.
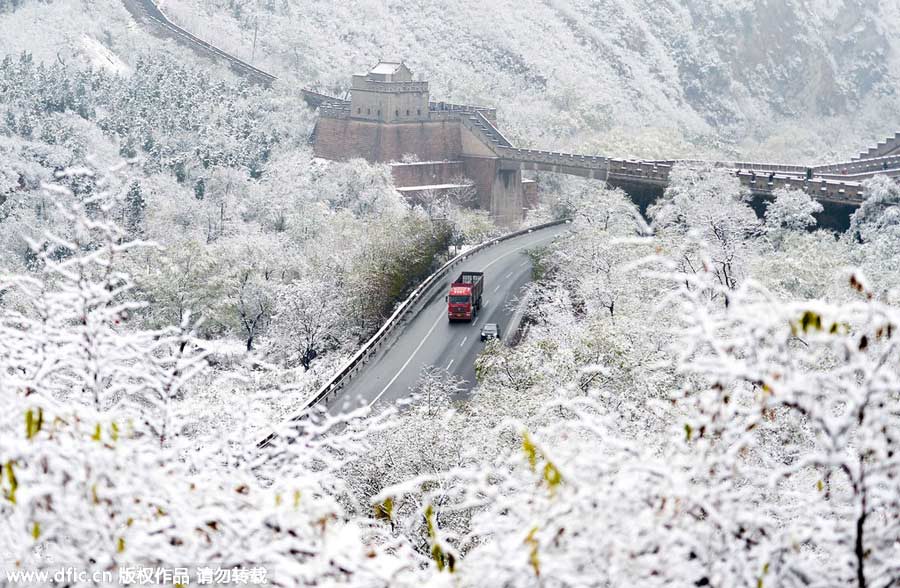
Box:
80, 34, 130, 75
396, 183, 473, 191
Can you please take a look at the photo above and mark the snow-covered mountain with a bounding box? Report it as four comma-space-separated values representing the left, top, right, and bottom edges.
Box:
155, 0, 900, 160
2, 0, 899, 159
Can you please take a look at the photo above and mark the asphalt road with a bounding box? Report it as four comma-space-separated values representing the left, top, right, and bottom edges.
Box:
330, 223, 569, 413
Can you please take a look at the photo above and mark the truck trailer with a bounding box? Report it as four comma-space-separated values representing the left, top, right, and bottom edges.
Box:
447, 271, 484, 322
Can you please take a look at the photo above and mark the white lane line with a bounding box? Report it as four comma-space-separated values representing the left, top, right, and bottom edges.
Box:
368, 232, 558, 407
505, 271, 514, 278
460, 336, 467, 347
494, 284, 501, 292
520, 261, 528, 267
370, 312, 444, 407
446, 359, 454, 370
483, 239, 547, 270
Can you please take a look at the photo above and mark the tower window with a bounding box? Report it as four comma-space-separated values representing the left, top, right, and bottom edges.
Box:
395, 109, 399, 117
406, 109, 410, 116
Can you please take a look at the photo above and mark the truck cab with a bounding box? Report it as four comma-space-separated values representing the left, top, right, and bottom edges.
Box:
448, 286, 475, 320
447, 271, 484, 322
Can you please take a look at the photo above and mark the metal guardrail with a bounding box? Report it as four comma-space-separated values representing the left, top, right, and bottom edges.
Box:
257, 218, 570, 448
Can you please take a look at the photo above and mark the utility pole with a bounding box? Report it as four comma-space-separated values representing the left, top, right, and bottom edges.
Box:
251, 0, 260, 63
251, 17, 259, 63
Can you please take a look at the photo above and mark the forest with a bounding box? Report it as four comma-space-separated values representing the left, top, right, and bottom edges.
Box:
1, 0, 899, 586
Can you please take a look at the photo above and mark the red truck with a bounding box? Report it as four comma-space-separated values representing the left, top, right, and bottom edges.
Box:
447, 271, 484, 322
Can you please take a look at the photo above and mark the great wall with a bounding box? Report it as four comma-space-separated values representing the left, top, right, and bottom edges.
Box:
124, 0, 900, 226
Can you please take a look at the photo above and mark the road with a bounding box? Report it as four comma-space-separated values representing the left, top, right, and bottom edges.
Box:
330, 224, 569, 413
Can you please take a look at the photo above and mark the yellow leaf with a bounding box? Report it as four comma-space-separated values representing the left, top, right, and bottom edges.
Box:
525, 527, 540, 577
522, 433, 538, 471
31, 522, 40, 540
91, 423, 102, 442
117, 537, 125, 553
374, 497, 394, 521
543, 462, 563, 490
4, 461, 17, 504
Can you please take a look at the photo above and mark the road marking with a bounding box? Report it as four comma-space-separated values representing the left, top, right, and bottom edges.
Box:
483, 239, 547, 270
494, 284, 501, 292
460, 336, 467, 347
505, 271, 514, 278
367, 231, 559, 408
520, 261, 528, 267
446, 359, 454, 370
370, 311, 444, 407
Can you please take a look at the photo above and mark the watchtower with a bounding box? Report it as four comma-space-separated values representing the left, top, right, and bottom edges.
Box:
349, 61, 430, 123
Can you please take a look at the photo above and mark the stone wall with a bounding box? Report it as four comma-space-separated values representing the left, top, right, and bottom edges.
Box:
314, 114, 526, 226
314, 117, 463, 162
390, 161, 466, 187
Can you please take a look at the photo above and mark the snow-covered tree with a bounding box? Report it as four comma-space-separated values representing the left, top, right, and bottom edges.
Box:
649, 164, 761, 298
765, 187, 823, 237
268, 278, 343, 369
849, 175, 900, 243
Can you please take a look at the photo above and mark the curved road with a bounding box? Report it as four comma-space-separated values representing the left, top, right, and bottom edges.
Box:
330, 224, 569, 413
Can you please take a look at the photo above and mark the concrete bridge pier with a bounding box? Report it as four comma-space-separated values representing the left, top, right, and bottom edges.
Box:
460, 156, 525, 227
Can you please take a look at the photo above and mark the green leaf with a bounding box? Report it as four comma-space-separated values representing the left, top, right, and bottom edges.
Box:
31, 522, 40, 540
684, 423, 693, 441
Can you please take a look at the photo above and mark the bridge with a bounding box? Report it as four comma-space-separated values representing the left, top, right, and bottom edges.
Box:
126, 0, 900, 223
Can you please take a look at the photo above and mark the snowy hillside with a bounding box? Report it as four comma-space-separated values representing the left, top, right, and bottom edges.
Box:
155, 0, 900, 160
2, 0, 898, 160
2, 1, 900, 586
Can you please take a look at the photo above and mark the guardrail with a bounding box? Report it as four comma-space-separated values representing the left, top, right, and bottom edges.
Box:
257, 218, 570, 448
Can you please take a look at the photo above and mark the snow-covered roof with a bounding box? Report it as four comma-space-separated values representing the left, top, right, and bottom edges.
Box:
396, 183, 473, 192
390, 160, 461, 166
370, 62, 403, 75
